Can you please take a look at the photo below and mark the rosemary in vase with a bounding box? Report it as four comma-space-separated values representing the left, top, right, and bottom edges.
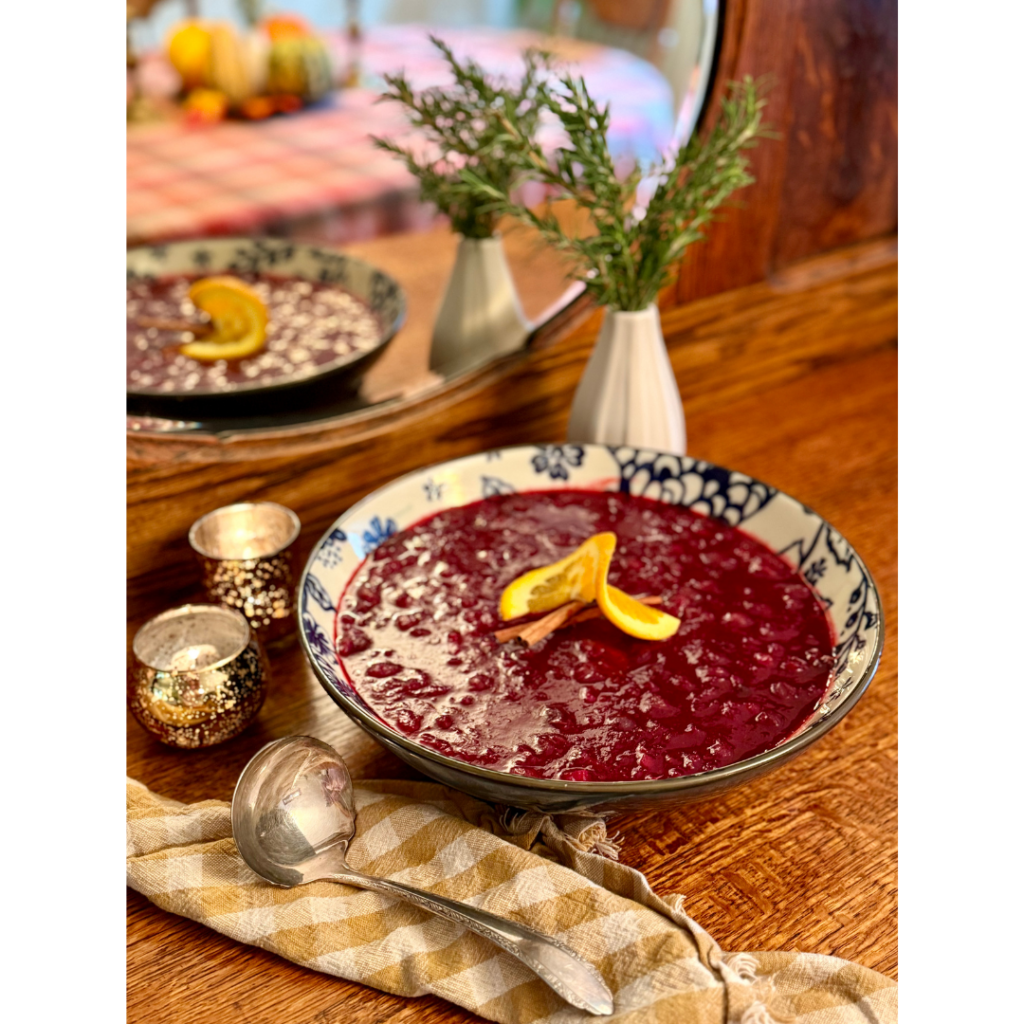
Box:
371, 37, 551, 240
457, 74, 770, 311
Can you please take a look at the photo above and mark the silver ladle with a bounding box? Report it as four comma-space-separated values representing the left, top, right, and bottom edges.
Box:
230, 736, 614, 1016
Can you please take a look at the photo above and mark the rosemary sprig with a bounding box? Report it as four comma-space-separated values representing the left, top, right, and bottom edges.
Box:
371, 36, 552, 239
457, 75, 770, 310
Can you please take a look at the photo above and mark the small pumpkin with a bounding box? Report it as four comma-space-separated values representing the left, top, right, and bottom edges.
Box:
261, 14, 312, 41
266, 36, 334, 104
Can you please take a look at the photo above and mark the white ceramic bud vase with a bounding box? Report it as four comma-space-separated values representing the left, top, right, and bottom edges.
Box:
430, 235, 530, 375
566, 304, 686, 455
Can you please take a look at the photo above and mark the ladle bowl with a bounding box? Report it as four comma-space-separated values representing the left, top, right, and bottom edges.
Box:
231, 736, 614, 1015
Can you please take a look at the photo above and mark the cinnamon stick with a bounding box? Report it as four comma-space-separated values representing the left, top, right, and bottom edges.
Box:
493, 623, 529, 643
493, 600, 586, 645
518, 599, 587, 645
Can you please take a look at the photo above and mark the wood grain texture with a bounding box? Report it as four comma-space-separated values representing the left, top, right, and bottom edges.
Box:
772, 0, 898, 265
674, 0, 803, 301
673, 0, 897, 304
127, 259, 897, 1024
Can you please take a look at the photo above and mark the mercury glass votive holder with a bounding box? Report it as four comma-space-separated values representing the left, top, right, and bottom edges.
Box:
189, 501, 301, 645
128, 604, 268, 749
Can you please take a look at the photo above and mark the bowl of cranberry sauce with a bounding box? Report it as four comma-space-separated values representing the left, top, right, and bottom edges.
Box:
299, 446, 883, 813
127, 237, 405, 402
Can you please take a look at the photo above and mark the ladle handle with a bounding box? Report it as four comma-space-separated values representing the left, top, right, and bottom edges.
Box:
327, 869, 613, 1015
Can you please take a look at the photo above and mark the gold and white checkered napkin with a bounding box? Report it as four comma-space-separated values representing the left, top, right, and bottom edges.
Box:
127, 777, 896, 1023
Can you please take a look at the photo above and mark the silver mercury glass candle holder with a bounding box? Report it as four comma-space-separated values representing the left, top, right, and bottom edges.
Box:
189, 501, 301, 646
128, 604, 268, 749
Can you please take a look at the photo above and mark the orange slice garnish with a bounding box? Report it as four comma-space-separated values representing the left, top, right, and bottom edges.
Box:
597, 581, 681, 641
499, 532, 616, 620
180, 276, 268, 362
499, 530, 681, 641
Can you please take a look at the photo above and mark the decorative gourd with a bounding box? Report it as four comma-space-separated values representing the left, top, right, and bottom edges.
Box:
266, 36, 333, 103
164, 16, 332, 116
205, 24, 269, 109
166, 20, 212, 91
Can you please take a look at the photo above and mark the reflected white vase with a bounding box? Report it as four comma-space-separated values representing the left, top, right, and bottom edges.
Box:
566, 304, 686, 455
430, 235, 530, 375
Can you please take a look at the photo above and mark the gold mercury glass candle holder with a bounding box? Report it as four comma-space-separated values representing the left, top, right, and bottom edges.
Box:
189, 501, 301, 646
128, 604, 268, 749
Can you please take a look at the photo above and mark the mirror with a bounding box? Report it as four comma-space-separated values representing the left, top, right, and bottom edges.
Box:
127, 1, 720, 436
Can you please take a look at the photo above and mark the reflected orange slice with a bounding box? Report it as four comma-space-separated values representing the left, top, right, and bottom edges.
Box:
499, 532, 616, 620
180, 276, 268, 362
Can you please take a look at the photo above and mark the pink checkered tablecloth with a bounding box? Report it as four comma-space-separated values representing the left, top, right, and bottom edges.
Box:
127, 23, 677, 247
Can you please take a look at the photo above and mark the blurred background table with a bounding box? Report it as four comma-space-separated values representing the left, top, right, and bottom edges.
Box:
127, 24, 677, 246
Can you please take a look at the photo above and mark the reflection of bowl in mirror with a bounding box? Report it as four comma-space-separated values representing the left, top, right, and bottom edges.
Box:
126, 238, 406, 411
123, 223, 588, 436
298, 445, 883, 813
129, 604, 269, 748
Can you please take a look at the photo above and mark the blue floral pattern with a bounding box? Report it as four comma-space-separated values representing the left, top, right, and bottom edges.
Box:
370, 270, 400, 315
531, 445, 585, 481
423, 478, 445, 502
609, 447, 776, 526
226, 240, 295, 274
362, 515, 397, 553
303, 573, 335, 614
303, 616, 341, 686
481, 475, 516, 497
804, 559, 828, 585
309, 248, 351, 286
316, 529, 348, 570
776, 521, 877, 718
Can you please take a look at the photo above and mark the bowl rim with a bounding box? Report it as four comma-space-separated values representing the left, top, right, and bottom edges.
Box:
298, 445, 885, 795
126, 237, 407, 399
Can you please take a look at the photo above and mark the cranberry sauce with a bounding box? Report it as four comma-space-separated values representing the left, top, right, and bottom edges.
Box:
127, 274, 382, 394
335, 490, 834, 782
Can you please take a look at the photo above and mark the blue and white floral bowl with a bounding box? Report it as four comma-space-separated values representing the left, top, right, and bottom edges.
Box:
299, 445, 884, 812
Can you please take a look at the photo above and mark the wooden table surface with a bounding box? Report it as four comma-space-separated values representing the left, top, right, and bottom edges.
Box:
127, 320, 897, 1022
